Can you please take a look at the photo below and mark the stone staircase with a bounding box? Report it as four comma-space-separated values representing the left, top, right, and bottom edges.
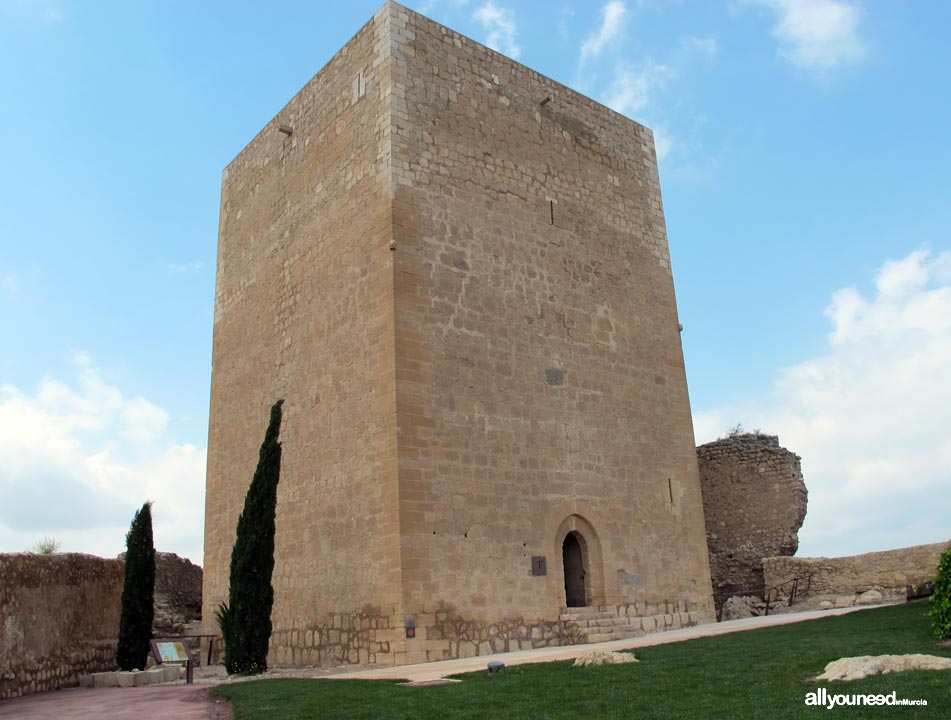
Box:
559, 606, 645, 644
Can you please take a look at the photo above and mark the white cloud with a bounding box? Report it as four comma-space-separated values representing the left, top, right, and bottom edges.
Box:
0, 354, 205, 563
603, 60, 673, 118
679, 36, 718, 60
0, 274, 17, 295
472, 1, 521, 59
580, 1, 627, 67
749, 0, 866, 70
694, 249, 951, 558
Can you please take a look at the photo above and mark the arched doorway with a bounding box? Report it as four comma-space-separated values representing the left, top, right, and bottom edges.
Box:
562, 531, 586, 607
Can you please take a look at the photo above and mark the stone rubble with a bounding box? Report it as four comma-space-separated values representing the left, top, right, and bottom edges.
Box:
572, 650, 638, 667
817, 654, 951, 682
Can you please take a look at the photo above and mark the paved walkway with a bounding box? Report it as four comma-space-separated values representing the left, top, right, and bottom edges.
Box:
0, 684, 231, 720
0, 605, 875, 718
325, 605, 872, 682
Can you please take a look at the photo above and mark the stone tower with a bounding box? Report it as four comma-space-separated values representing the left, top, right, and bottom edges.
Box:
203, 1, 714, 667
697, 433, 808, 611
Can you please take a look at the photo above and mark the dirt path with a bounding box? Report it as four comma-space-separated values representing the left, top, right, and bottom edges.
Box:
0, 684, 232, 720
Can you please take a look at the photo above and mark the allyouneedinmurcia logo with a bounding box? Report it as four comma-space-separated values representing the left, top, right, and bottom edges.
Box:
805, 688, 928, 709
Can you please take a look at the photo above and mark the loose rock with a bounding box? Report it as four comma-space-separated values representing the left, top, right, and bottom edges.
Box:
573, 650, 638, 667
817, 654, 951, 681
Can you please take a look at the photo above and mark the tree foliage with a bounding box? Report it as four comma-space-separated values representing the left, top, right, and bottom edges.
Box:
930, 542, 951, 639
116, 501, 155, 671
218, 399, 284, 675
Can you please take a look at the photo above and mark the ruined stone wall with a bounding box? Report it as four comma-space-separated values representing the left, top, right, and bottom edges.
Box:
763, 541, 948, 598
697, 434, 806, 607
202, 3, 405, 667
388, 3, 714, 664
154, 552, 202, 612
0, 553, 122, 699
152, 552, 203, 637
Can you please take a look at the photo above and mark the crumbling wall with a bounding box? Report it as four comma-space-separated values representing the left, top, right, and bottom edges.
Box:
763, 541, 947, 599
0, 553, 122, 699
0, 551, 204, 699
697, 434, 807, 610
154, 552, 202, 612
153, 552, 203, 637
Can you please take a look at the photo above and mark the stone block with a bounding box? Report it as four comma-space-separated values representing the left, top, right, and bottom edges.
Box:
116, 672, 138, 688
93, 672, 119, 689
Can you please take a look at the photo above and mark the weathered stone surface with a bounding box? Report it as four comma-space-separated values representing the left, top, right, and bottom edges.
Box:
720, 595, 766, 621
697, 434, 806, 611
0, 553, 122, 699
762, 541, 948, 600
817, 654, 951, 682
856, 589, 883, 605
573, 650, 638, 667
1, 550, 204, 699
202, 1, 714, 668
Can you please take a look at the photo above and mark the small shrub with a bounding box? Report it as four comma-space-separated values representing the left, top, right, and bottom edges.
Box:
930, 542, 951, 639
727, 423, 745, 437
29, 536, 61, 554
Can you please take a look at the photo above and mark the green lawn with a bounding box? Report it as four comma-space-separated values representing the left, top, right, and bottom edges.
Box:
212, 601, 949, 719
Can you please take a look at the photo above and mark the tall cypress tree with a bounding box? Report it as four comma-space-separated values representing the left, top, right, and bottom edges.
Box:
116, 501, 155, 671
217, 399, 283, 674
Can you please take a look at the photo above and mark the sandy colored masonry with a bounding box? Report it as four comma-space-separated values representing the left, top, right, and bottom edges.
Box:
203, 0, 714, 668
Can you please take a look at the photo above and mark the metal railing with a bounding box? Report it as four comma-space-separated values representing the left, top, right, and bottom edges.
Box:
713, 574, 813, 621
763, 574, 812, 615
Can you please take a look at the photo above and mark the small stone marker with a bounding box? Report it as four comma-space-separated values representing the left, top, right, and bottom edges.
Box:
487, 661, 505, 676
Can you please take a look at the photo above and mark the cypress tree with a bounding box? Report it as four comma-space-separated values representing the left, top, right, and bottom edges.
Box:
116, 501, 155, 671
217, 399, 283, 674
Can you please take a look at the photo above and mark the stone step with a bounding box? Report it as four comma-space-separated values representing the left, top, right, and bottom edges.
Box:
559, 612, 614, 623
585, 631, 627, 643
559, 606, 611, 615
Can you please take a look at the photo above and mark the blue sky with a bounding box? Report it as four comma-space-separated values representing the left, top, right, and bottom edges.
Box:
1, 0, 949, 566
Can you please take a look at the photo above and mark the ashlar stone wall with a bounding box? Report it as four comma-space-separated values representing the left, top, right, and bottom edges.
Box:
389, 1, 714, 664
204, 0, 715, 669
0, 553, 122, 700
697, 434, 807, 608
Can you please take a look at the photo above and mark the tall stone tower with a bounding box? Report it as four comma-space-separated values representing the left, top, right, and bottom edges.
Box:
203, 1, 714, 667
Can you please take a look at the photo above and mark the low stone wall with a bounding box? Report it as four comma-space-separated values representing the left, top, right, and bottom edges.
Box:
0, 553, 123, 699
762, 541, 949, 599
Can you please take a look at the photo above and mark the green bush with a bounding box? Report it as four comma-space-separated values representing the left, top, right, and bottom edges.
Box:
218, 399, 284, 675
116, 502, 155, 670
931, 542, 951, 639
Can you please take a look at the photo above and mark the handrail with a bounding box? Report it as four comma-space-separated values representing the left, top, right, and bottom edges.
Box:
712, 574, 813, 620
763, 574, 812, 615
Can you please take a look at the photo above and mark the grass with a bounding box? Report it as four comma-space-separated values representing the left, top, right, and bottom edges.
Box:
212, 601, 950, 719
